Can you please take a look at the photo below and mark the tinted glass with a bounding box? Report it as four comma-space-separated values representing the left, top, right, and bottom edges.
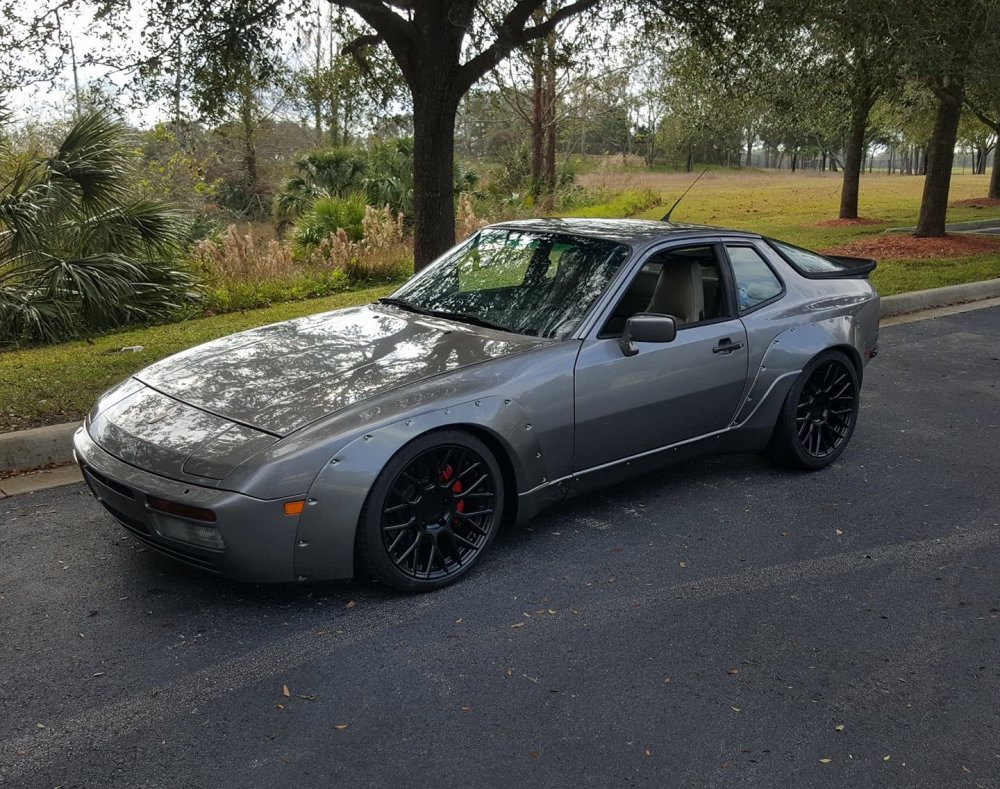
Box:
769, 239, 851, 274
727, 245, 783, 314
392, 229, 630, 338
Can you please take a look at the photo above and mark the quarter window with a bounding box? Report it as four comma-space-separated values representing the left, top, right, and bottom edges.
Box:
726, 246, 783, 314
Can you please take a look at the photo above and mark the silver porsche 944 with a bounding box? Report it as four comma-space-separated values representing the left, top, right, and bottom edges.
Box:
75, 219, 879, 591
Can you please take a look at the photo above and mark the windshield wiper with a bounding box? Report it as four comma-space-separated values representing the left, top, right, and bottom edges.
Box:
378, 298, 517, 335
377, 297, 428, 315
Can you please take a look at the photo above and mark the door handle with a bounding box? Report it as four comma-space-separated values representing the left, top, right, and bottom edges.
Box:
713, 339, 744, 354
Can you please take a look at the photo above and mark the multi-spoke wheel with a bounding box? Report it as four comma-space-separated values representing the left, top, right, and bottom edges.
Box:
356, 430, 504, 591
763, 350, 860, 470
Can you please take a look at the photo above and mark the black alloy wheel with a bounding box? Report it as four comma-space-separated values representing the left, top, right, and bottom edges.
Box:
795, 358, 857, 458
357, 430, 504, 591
763, 350, 860, 471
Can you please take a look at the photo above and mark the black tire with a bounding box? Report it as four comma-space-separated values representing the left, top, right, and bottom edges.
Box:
355, 430, 505, 592
762, 350, 860, 471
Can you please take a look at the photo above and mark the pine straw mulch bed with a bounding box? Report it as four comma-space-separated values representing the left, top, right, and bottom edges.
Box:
822, 233, 1000, 260
812, 217, 887, 227
950, 197, 1000, 209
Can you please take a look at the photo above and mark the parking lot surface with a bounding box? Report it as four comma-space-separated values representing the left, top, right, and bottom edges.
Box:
2, 306, 998, 788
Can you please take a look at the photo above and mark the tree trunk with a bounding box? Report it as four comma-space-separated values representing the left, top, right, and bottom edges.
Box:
915, 81, 964, 237
989, 137, 1000, 198
412, 87, 460, 269
529, 34, 544, 199
838, 104, 869, 219
745, 128, 752, 167
542, 26, 557, 211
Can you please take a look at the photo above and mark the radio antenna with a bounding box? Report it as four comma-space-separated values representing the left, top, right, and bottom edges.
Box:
661, 167, 709, 222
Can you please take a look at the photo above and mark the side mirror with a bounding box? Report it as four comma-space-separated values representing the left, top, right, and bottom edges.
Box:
619, 313, 677, 357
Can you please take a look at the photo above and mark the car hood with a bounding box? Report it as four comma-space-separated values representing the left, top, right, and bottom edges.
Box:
134, 304, 550, 436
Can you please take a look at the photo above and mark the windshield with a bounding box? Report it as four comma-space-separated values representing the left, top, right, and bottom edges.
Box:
386, 228, 631, 338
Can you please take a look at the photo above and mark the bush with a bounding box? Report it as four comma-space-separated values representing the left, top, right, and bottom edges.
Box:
291, 194, 367, 258
0, 110, 197, 345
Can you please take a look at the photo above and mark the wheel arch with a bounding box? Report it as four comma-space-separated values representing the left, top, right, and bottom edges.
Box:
292, 396, 542, 582
449, 423, 520, 526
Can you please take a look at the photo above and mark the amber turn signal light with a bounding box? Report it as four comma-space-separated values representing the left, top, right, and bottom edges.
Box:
283, 500, 306, 516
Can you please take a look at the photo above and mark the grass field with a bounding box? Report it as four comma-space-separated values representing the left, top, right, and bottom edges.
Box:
2, 169, 999, 433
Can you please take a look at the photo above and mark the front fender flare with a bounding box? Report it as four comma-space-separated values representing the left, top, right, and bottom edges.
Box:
292, 396, 545, 582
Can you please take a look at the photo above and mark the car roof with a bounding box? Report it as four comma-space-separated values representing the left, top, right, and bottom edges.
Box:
488, 217, 763, 245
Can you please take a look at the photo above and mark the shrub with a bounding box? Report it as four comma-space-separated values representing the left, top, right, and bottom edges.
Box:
291, 194, 367, 258
0, 110, 196, 345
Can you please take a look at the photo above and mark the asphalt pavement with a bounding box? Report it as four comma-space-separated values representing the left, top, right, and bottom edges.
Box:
1, 306, 999, 789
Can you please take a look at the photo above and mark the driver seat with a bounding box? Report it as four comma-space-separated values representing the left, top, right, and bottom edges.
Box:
646, 261, 704, 324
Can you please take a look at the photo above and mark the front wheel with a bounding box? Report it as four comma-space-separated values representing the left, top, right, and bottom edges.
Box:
762, 350, 860, 471
355, 430, 504, 592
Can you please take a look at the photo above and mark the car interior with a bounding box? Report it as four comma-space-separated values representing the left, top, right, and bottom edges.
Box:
599, 245, 729, 337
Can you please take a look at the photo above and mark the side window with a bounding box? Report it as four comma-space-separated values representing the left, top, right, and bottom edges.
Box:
600, 245, 729, 337
726, 246, 783, 314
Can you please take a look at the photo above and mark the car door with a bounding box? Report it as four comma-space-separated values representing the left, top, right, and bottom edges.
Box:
572, 242, 750, 471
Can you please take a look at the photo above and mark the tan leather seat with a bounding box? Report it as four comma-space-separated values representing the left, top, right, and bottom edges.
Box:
646, 261, 704, 324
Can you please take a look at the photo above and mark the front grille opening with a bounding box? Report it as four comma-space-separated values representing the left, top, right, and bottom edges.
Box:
83, 465, 135, 500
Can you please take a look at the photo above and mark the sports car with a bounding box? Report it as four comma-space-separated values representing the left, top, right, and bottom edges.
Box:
74, 219, 880, 591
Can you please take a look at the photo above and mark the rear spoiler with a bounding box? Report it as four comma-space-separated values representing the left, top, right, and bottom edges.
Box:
804, 255, 877, 280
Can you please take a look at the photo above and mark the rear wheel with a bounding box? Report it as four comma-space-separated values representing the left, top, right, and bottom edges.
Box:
356, 430, 504, 592
763, 350, 860, 471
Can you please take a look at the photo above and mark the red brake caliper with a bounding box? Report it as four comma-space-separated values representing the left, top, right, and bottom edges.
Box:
439, 464, 464, 517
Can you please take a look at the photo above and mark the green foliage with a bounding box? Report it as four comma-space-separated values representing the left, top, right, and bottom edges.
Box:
0, 110, 197, 345
274, 148, 367, 219
274, 138, 478, 226
291, 193, 367, 257
562, 188, 664, 219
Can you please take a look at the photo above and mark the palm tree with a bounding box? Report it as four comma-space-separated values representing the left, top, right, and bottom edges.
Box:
0, 110, 195, 344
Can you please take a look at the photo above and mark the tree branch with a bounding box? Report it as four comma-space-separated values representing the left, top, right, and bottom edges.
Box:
456, 0, 601, 96
333, 0, 415, 80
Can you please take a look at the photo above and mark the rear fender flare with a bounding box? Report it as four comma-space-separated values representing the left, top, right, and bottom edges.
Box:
733, 316, 858, 432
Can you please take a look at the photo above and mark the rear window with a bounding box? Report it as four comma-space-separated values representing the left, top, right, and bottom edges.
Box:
767, 239, 852, 275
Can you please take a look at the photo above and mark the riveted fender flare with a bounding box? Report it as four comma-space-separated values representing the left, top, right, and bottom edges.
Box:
732, 315, 861, 433
292, 396, 545, 582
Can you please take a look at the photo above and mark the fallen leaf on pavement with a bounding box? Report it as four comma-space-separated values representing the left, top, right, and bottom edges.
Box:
530, 751, 540, 759
345, 600, 356, 609
819, 758, 831, 764
282, 685, 291, 698
334, 724, 349, 731
835, 724, 845, 732
511, 622, 525, 629
727, 668, 739, 675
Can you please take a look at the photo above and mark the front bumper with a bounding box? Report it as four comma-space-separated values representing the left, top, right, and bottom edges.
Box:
74, 426, 302, 583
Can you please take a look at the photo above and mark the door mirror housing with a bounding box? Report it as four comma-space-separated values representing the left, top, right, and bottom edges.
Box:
619, 313, 677, 357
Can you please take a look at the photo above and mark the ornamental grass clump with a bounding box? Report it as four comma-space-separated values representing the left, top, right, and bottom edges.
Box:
307, 205, 411, 282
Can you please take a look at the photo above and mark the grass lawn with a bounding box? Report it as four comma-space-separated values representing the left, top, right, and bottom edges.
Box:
3, 169, 999, 433
612, 170, 1000, 295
